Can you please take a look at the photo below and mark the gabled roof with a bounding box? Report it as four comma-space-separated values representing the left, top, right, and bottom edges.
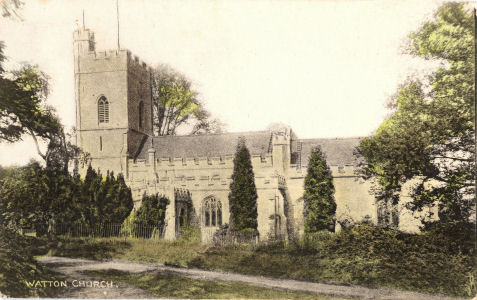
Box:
137, 131, 272, 159
135, 131, 363, 167
298, 137, 363, 167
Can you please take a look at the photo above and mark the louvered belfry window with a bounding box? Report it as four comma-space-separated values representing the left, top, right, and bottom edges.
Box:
98, 96, 109, 123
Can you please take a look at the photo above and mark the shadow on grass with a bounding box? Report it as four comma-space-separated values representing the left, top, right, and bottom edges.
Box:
47, 237, 131, 260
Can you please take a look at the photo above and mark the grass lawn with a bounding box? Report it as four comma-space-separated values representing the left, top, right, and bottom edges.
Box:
46, 224, 476, 298
86, 269, 339, 299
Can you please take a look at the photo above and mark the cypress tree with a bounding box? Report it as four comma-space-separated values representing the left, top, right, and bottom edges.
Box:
80, 166, 133, 227
304, 147, 336, 233
228, 138, 258, 235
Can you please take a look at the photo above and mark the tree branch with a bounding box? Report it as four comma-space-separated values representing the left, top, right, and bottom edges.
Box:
27, 127, 46, 161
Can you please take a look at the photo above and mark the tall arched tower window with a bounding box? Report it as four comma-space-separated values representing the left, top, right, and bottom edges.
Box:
203, 197, 222, 227
98, 96, 109, 123
138, 101, 144, 129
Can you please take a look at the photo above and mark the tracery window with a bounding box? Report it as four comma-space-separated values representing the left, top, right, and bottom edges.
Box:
98, 96, 109, 123
203, 197, 222, 227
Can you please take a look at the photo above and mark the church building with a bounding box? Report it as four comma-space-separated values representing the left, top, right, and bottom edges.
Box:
73, 27, 424, 243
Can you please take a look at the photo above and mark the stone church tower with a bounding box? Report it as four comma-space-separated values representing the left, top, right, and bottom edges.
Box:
74, 26, 153, 176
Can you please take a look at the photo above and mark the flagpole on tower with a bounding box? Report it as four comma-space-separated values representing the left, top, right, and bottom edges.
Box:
117, 0, 120, 50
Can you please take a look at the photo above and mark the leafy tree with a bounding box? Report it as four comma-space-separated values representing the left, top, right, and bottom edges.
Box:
80, 166, 133, 227
100, 171, 134, 224
303, 147, 336, 233
134, 193, 169, 238
0, 41, 5, 74
0, 163, 133, 235
228, 138, 258, 235
0, 62, 79, 172
0, 164, 14, 180
151, 64, 224, 135
0, 162, 82, 235
79, 165, 103, 227
0, 65, 56, 142
191, 106, 226, 135
0, 0, 80, 172
357, 3, 475, 225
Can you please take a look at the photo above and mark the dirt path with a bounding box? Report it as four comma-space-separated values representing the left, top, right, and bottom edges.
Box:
37, 256, 155, 298
39, 256, 467, 300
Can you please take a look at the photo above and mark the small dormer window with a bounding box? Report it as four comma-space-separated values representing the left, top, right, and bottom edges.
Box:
98, 96, 109, 123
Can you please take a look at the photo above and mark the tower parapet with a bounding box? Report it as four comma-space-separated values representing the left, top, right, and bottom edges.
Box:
73, 27, 95, 60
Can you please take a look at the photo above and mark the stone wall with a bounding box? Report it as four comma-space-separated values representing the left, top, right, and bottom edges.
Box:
127, 151, 291, 242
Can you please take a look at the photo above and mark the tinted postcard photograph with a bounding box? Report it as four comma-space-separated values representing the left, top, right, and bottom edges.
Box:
0, 0, 475, 299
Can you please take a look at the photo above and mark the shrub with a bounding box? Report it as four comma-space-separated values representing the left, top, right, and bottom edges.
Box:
179, 225, 201, 243
0, 227, 61, 297
133, 193, 169, 238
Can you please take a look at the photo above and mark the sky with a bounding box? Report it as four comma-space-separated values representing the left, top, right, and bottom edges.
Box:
0, 0, 463, 166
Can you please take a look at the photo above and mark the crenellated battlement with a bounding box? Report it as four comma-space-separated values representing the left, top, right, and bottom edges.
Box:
89, 49, 123, 59
74, 26, 150, 75
80, 49, 150, 72
129, 153, 273, 169
127, 51, 151, 73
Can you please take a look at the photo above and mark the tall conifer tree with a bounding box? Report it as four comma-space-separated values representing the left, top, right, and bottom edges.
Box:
228, 138, 258, 234
304, 147, 336, 233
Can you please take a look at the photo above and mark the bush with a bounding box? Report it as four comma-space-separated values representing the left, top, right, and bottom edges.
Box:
320, 224, 475, 296
133, 193, 169, 238
0, 227, 61, 297
191, 223, 475, 297
179, 225, 201, 243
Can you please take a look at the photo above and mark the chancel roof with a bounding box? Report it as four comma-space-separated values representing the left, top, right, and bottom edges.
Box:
136, 131, 363, 167
298, 137, 363, 167
138, 131, 272, 159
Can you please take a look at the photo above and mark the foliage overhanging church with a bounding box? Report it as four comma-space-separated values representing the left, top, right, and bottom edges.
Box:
74, 27, 428, 243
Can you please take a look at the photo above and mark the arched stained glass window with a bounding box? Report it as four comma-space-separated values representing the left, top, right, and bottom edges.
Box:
203, 197, 222, 227
98, 96, 109, 123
